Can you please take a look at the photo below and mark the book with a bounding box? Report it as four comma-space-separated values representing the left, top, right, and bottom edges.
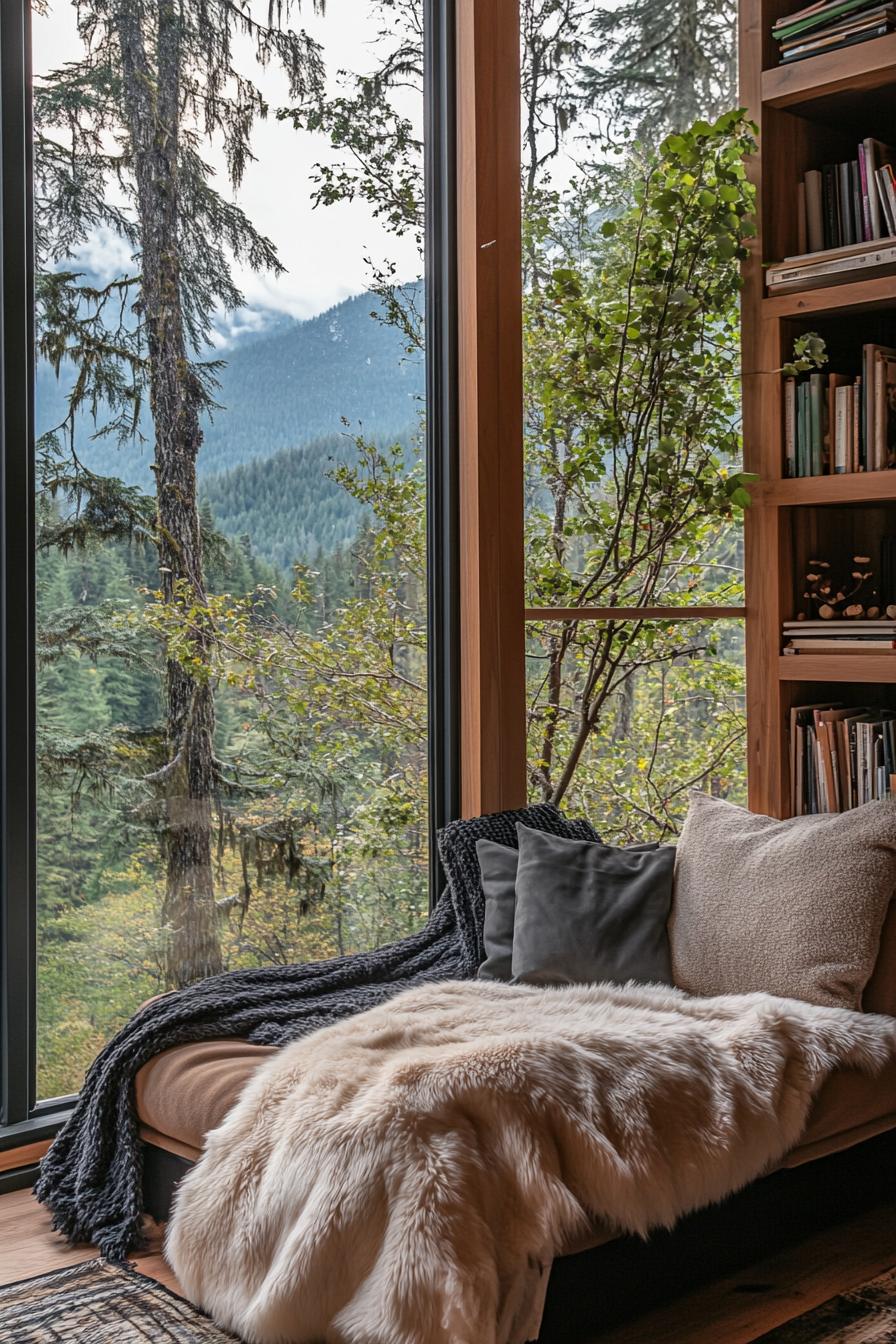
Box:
789, 702, 894, 814
859, 144, 870, 244
822, 163, 839, 249
772, 0, 896, 66
865, 138, 885, 238
774, 0, 849, 32
766, 240, 896, 291
838, 161, 854, 245
805, 168, 825, 252
779, 3, 893, 41
790, 703, 840, 815
877, 164, 896, 233
780, 355, 896, 477
881, 162, 896, 237
828, 372, 849, 472
784, 637, 896, 649
850, 159, 864, 244
873, 349, 896, 468
864, 139, 896, 238
809, 372, 826, 475
781, 235, 894, 264
773, 0, 886, 40
783, 620, 896, 630
781, 20, 893, 58
796, 179, 808, 255
798, 380, 810, 476
834, 382, 853, 478
784, 377, 797, 477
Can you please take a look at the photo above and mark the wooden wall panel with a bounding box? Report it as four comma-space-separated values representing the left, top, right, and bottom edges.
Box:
456, 0, 527, 816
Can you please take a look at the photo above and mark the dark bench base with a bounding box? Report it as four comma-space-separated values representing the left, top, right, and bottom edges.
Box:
141, 1128, 896, 1342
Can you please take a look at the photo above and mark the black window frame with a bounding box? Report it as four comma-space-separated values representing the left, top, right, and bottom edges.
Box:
0, 0, 459, 1172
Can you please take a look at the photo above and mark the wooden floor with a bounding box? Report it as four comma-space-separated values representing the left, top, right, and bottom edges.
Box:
0, 1184, 894, 1341
0, 1187, 179, 1294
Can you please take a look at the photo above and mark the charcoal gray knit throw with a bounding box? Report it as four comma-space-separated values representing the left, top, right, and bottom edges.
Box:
34, 803, 599, 1260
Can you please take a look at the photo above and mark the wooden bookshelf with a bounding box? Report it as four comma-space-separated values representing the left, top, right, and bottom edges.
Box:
741, 4, 896, 817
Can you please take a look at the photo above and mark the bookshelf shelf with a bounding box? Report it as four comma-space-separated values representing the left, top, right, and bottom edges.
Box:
743, 0, 896, 816
763, 275, 896, 319
761, 32, 896, 111
778, 653, 896, 682
752, 472, 896, 505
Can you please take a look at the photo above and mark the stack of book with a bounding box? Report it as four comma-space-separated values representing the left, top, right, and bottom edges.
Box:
790, 702, 896, 814
767, 238, 896, 292
771, 0, 896, 63
801, 141, 895, 252
765, 140, 896, 293
783, 345, 896, 476
783, 619, 896, 654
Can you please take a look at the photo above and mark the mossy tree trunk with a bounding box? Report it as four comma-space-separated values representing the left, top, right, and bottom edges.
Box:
116, 0, 223, 987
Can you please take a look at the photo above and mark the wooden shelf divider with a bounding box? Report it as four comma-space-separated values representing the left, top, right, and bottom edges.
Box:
760, 31, 896, 109
763, 276, 896, 321
752, 472, 896, 506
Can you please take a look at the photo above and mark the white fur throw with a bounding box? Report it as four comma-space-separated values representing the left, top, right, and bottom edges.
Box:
166, 980, 896, 1344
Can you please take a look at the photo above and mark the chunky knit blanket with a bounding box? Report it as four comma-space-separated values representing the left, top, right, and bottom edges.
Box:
166, 979, 896, 1344
34, 804, 599, 1260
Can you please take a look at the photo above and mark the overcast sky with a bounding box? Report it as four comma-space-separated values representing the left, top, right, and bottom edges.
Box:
33, 1, 422, 326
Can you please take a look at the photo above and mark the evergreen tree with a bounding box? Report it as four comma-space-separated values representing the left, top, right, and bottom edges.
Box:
36, 0, 325, 987
581, 0, 737, 145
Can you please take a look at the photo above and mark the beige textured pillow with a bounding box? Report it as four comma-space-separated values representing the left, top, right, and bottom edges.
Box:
669, 792, 896, 1010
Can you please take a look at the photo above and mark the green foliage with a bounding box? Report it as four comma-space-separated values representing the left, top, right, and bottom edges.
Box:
780, 331, 828, 378
522, 112, 754, 807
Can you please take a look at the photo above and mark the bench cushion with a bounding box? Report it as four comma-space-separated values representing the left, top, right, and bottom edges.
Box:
135, 1027, 896, 1168
136, 1039, 276, 1154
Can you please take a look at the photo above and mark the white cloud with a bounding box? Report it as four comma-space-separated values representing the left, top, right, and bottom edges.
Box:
33, 0, 423, 322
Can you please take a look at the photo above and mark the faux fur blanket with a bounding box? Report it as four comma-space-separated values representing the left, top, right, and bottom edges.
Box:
166, 979, 896, 1344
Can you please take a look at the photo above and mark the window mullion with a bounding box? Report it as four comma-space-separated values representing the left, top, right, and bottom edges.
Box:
0, 0, 37, 1129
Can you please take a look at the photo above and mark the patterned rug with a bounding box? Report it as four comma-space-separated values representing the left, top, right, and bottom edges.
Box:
0, 1259, 239, 1342
754, 1265, 896, 1342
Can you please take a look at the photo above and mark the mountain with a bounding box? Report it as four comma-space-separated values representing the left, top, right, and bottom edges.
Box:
35, 288, 424, 489
201, 434, 410, 571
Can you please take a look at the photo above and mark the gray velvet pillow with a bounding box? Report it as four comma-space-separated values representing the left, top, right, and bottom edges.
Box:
511, 824, 674, 987
475, 839, 519, 980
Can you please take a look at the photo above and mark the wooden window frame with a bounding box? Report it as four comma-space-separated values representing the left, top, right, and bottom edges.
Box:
455, 0, 747, 817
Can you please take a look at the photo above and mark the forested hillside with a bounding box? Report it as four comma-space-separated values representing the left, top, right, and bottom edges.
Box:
200, 433, 417, 569
36, 288, 423, 487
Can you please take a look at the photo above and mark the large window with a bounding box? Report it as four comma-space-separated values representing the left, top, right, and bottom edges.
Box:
1, 0, 752, 1147
1, 0, 453, 1124
518, 0, 748, 839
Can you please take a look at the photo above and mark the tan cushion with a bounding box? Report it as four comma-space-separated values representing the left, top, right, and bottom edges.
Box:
135, 1039, 276, 1153
797, 1056, 896, 1151
865, 899, 896, 1016
669, 792, 896, 1009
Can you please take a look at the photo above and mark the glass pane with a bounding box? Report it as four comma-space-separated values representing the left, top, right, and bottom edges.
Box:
521, 0, 746, 828
33, 0, 428, 1099
527, 619, 747, 842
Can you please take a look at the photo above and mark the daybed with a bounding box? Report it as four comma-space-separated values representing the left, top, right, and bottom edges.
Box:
135, 902, 896, 1255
